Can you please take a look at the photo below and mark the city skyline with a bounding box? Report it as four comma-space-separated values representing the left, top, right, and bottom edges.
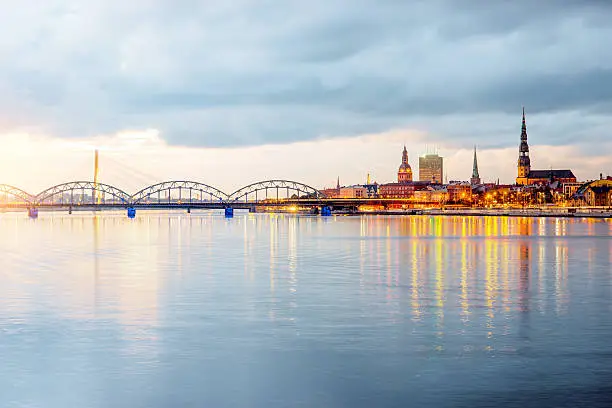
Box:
1, 110, 610, 194
0, 2, 611, 191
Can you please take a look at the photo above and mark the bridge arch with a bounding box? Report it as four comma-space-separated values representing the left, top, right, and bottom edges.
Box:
0, 184, 34, 204
35, 182, 131, 205
130, 181, 228, 205
227, 180, 326, 203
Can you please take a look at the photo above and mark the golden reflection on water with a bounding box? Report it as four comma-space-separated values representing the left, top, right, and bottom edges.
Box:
485, 220, 497, 340
1, 212, 610, 357
411, 239, 421, 322
434, 236, 445, 349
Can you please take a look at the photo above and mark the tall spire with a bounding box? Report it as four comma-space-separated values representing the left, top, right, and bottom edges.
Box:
517, 106, 531, 184
336, 176, 340, 190
470, 145, 481, 185
521, 106, 527, 142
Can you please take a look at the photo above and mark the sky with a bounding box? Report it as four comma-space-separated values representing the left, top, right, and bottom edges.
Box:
0, 0, 611, 194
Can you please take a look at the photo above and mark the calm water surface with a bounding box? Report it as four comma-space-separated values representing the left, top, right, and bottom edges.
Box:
1, 211, 611, 407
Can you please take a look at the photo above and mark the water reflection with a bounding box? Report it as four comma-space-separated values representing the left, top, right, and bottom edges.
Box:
0, 212, 611, 407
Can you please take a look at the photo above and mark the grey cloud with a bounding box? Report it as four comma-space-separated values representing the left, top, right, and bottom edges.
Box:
0, 0, 611, 150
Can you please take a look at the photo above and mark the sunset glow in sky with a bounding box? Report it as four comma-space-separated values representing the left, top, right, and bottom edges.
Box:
1, 1, 611, 192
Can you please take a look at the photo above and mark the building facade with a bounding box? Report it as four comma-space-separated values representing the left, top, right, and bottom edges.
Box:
339, 186, 367, 198
419, 154, 443, 183
562, 182, 583, 198
516, 108, 577, 186
447, 182, 472, 203
574, 178, 612, 206
320, 177, 341, 198
414, 186, 448, 203
378, 183, 414, 198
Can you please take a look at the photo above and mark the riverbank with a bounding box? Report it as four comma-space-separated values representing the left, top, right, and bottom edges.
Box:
333, 208, 612, 218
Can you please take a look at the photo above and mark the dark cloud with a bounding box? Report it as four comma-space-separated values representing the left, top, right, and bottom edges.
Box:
0, 0, 611, 149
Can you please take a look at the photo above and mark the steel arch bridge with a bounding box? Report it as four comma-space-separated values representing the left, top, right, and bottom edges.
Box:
227, 180, 326, 203
131, 181, 228, 205
35, 181, 131, 206
0, 179, 332, 212
0, 184, 34, 204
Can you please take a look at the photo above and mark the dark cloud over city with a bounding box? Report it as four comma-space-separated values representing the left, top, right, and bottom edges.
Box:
0, 0, 611, 149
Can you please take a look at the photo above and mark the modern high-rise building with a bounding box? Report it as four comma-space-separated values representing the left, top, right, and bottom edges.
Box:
419, 153, 443, 184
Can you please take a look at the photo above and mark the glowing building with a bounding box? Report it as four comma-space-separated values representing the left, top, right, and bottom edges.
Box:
515, 108, 577, 186
397, 146, 413, 183
379, 146, 416, 198
419, 153, 443, 184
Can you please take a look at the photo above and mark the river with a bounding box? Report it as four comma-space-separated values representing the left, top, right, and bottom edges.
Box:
1, 211, 611, 407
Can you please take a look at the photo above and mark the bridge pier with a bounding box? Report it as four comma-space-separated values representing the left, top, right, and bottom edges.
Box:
225, 207, 234, 218
28, 207, 38, 219
187, 207, 191, 214
68, 206, 72, 214
127, 207, 136, 218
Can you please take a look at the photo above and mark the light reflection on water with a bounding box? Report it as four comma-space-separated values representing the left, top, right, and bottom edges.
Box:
0, 211, 611, 407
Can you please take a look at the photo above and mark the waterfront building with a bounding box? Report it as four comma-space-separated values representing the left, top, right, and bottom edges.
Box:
339, 185, 367, 199
413, 185, 448, 203
447, 182, 472, 203
378, 146, 416, 198
363, 174, 379, 197
562, 182, 583, 198
378, 180, 432, 199
397, 146, 413, 183
419, 153, 443, 184
470, 146, 481, 185
515, 108, 577, 185
321, 177, 341, 198
573, 177, 612, 206
378, 183, 415, 198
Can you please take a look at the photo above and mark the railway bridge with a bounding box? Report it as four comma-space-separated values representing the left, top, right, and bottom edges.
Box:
0, 179, 370, 218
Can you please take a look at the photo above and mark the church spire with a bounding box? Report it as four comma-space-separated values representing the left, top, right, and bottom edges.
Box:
470, 145, 481, 185
521, 106, 527, 142
336, 176, 340, 190
517, 106, 531, 184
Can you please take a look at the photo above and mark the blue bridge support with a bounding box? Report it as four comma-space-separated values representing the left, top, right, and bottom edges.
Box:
28, 207, 38, 219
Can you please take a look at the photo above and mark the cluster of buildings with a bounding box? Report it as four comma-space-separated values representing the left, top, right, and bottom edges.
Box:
321, 108, 612, 207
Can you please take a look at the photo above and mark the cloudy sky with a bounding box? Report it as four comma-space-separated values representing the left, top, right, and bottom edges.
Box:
0, 0, 611, 194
